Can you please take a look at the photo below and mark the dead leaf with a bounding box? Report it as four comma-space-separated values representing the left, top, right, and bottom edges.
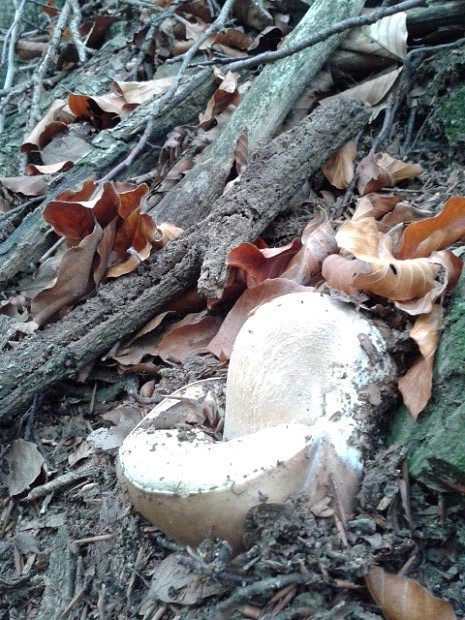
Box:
396, 196, 465, 259
113, 76, 174, 106
147, 553, 224, 605
321, 254, 371, 296
352, 193, 403, 222
21, 99, 75, 152
208, 279, 311, 359
155, 311, 222, 363
325, 68, 402, 107
25, 161, 74, 175
31, 223, 103, 325
335, 218, 441, 301
322, 141, 356, 189
152, 222, 184, 250
398, 305, 443, 418
226, 239, 301, 287
357, 152, 423, 195
343, 13, 407, 60
0, 175, 47, 196
365, 565, 457, 619
282, 216, 337, 284
6, 439, 45, 496
112, 311, 173, 365
199, 71, 239, 128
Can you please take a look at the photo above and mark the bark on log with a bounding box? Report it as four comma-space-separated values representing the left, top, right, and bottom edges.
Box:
0, 96, 369, 422
148, 0, 365, 228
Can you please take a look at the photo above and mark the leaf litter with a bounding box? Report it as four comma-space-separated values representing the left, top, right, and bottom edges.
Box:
1, 0, 464, 618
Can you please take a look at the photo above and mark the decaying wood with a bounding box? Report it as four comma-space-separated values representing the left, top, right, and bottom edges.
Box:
0, 71, 216, 284
149, 0, 365, 228
0, 97, 370, 422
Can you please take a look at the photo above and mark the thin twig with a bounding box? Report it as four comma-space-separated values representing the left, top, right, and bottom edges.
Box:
196, 0, 425, 72
0, 0, 29, 134
24, 463, 96, 501
101, 0, 237, 181
68, 0, 90, 63
25, 0, 72, 136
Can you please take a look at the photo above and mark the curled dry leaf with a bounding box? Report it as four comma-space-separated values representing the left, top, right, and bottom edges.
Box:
31, 223, 103, 325
324, 67, 402, 107
365, 565, 457, 620
322, 141, 356, 189
21, 99, 75, 152
281, 217, 337, 284
398, 305, 443, 419
357, 152, 423, 195
0, 175, 47, 197
199, 71, 239, 128
225, 238, 301, 287
335, 218, 441, 302
25, 161, 74, 175
6, 439, 45, 496
396, 196, 465, 259
112, 77, 174, 106
152, 222, 184, 250
155, 311, 222, 363
342, 12, 407, 60
352, 193, 403, 222
321, 254, 370, 297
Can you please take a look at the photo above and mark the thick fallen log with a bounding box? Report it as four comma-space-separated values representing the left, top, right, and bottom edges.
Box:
148, 0, 365, 227
0, 96, 369, 422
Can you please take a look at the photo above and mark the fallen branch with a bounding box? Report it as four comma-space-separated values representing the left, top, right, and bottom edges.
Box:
0, 96, 370, 421
148, 0, 365, 227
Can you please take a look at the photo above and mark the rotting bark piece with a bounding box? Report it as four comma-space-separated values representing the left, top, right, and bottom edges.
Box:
0, 97, 370, 422
150, 0, 365, 228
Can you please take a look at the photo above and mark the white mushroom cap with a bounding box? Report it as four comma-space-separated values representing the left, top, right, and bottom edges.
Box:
225, 291, 396, 444
118, 423, 314, 550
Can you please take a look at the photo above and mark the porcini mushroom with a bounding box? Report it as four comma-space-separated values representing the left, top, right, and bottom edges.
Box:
118, 292, 397, 550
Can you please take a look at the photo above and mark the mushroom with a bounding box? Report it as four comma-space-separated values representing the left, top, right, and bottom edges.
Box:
118, 292, 397, 550
119, 423, 315, 551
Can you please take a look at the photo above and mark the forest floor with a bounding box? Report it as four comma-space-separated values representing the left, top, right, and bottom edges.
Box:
1, 1, 465, 618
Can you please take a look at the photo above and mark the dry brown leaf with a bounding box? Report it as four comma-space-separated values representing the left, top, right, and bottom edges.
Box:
326, 68, 402, 107
357, 151, 423, 195
282, 217, 337, 284
353, 253, 439, 301
153, 222, 184, 250
379, 203, 433, 233
113, 77, 174, 105
335, 219, 440, 301
0, 175, 47, 197
365, 565, 457, 619
155, 311, 222, 363
112, 312, 173, 365
21, 99, 75, 152
343, 13, 407, 59
322, 141, 356, 189
352, 193, 403, 221
321, 254, 371, 296
25, 161, 74, 175
208, 279, 311, 360
225, 238, 301, 287
6, 439, 46, 496
31, 223, 103, 325
398, 304, 443, 418
199, 71, 239, 128
396, 196, 465, 259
